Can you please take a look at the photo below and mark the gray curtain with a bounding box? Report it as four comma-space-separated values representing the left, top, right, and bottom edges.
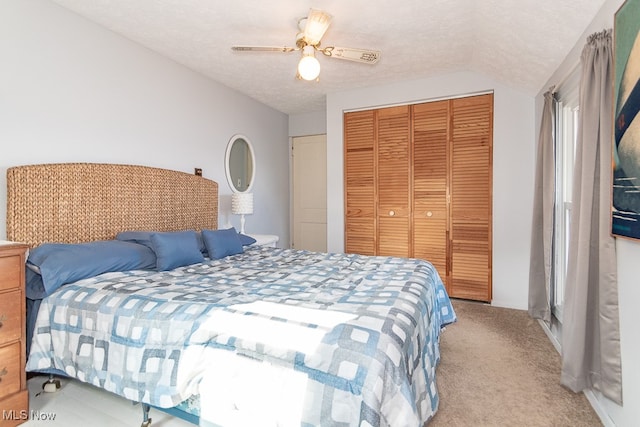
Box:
560, 29, 623, 405
528, 89, 556, 322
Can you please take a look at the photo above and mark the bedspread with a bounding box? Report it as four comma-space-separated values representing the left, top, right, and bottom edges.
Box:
27, 246, 456, 426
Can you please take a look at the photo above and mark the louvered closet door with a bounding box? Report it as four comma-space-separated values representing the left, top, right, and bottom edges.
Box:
344, 110, 376, 255
450, 94, 493, 301
412, 100, 449, 284
377, 105, 411, 257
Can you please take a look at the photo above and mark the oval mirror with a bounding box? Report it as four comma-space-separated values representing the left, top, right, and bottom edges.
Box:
224, 134, 255, 193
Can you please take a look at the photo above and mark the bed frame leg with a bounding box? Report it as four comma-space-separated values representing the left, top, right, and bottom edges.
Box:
141, 403, 152, 427
42, 375, 61, 393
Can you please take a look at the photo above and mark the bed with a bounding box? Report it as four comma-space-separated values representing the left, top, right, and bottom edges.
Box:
6, 162, 456, 427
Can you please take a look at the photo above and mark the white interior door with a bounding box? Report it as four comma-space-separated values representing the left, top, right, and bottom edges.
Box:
292, 135, 327, 252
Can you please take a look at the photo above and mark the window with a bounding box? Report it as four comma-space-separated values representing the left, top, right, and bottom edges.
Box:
552, 70, 580, 321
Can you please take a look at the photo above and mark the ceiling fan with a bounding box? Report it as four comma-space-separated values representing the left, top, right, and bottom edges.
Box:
231, 9, 381, 81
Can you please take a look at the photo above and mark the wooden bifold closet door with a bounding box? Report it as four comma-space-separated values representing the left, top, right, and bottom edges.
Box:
376, 106, 411, 258
344, 93, 493, 302
344, 110, 376, 256
449, 95, 493, 301
413, 100, 449, 282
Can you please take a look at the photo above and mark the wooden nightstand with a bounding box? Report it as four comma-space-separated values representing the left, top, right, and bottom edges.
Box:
0, 242, 29, 426
248, 234, 279, 248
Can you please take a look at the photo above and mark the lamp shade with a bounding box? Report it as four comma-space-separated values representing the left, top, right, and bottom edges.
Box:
303, 9, 332, 46
231, 192, 254, 215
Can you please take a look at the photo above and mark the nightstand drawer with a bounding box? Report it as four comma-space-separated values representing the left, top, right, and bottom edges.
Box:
0, 243, 28, 425
0, 290, 22, 345
0, 255, 22, 292
0, 341, 21, 400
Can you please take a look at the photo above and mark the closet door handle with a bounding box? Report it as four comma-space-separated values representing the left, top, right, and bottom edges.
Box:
427, 211, 433, 217
389, 210, 395, 216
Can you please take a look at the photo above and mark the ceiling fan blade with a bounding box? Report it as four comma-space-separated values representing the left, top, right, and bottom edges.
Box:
303, 9, 332, 46
322, 46, 381, 64
231, 46, 297, 53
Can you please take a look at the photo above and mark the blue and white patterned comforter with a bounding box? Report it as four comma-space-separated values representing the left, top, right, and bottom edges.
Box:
27, 246, 456, 426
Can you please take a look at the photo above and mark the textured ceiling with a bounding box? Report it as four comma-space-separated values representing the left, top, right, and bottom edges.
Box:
50, 0, 607, 114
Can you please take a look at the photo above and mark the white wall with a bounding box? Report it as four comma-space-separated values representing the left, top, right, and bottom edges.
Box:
326, 72, 535, 310
537, 0, 639, 424
0, 0, 290, 245
289, 111, 327, 137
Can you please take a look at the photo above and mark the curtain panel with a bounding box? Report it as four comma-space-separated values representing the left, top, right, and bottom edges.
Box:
528, 89, 556, 322
560, 29, 623, 405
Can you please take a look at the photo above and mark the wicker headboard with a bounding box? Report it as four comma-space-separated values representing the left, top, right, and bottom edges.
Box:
6, 163, 218, 247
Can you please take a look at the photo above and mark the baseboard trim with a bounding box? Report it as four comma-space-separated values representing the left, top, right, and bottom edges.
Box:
537, 319, 615, 427
537, 319, 561, 353
584, 390, 615, 427
489, 299, 527, 311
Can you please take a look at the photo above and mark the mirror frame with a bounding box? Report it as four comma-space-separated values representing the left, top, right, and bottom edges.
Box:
224, 134, 256, 193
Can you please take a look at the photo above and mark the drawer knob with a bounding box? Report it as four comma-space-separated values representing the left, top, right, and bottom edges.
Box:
427, 211, 433, 217
389, 210, 395, 216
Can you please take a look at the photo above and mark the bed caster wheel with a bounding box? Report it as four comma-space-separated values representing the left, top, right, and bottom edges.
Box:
42, 378, 61, 393
141, 419, 152, 427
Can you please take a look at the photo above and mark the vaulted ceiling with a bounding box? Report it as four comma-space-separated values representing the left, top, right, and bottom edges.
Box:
50, 0, 607, 114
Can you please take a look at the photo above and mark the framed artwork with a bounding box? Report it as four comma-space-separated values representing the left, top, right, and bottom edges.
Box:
612, 0, 640, 240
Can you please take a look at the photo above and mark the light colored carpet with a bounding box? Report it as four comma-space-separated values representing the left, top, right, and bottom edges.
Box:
429, 299, 602, 427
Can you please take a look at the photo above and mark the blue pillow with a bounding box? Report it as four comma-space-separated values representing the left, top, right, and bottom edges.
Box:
202, 228, 244, 259
238, 233, 257, 246
196, 231, 208, 254
116, 231, 154, 250
118, 230, 208, 255
26, 240, 157, 299
150, 231, 204, 271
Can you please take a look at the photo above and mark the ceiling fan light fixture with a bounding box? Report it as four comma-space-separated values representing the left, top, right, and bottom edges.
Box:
303, 9, 332, 46
232, 8, 380, 81
298, 45, 320, 81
